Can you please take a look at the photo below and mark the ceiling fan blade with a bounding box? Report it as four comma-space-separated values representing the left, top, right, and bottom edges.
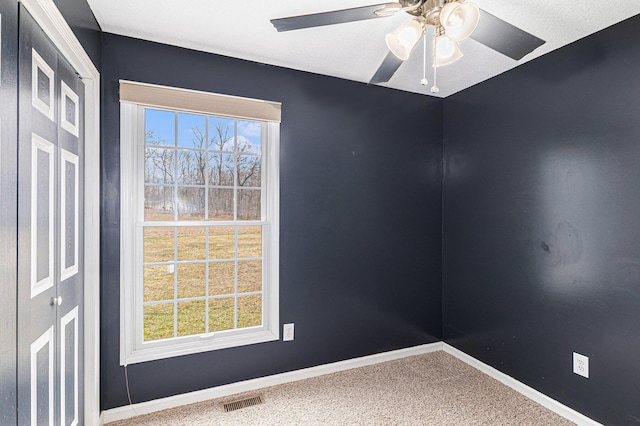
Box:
369, 51, 404, 84
271, 3, 401, 32
470, 9, 545, 60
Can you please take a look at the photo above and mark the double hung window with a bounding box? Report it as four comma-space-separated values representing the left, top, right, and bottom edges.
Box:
120, 81, 280, 364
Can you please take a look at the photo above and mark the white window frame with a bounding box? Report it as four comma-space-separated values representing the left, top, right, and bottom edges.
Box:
120, 86, 280, 365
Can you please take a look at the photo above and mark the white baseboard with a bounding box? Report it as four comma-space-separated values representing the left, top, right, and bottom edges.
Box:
443, 343, 601, 426
100, 342, 443, 424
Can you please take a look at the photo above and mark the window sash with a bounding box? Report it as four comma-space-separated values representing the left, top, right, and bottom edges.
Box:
137, 223, 266, 341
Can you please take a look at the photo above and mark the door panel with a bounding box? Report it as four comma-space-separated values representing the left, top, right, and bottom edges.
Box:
18, 5, 84, 425
60, 148, 78, 281
30, 327, 54, 426
60, 308, 78, 426
32, 134, 55, 297
31, 49, 55, 122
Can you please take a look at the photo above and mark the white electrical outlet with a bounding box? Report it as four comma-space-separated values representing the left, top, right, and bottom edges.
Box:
283, 323, 294, 341
573, 352, 589, 378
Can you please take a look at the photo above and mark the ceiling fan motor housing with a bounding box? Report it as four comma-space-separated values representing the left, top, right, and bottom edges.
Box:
408, 0, 465, 26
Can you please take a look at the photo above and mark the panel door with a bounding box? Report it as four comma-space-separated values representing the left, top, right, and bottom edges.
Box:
17, 5, 84, 425
0, 0, 19, 423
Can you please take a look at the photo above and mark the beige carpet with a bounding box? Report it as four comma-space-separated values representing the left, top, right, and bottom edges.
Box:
107, 351, 575, 425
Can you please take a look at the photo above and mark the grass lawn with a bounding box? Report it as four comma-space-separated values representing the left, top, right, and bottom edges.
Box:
142, 221, 262, 341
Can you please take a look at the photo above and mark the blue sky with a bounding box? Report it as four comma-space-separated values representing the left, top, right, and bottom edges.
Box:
145, 109, 174, 146
146, 108, 261, 154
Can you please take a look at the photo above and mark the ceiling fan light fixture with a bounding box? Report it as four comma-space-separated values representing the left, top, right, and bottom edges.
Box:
385, 18, 424, 61
439, 1, 480, 42
435, 36, 463, 67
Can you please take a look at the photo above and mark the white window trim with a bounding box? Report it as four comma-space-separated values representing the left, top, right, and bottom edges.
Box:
120, 101, 280, 365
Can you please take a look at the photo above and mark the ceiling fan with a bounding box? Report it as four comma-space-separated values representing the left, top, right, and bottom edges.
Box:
271, 0, 545, 91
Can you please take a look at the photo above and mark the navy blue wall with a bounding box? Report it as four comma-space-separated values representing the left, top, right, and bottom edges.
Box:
443, 15, 640, 425
53, 0, 101, 71
101, 34, 443, 409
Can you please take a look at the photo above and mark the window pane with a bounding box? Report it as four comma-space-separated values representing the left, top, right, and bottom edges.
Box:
144, 303, 174, 341
238, 295, 262, 328
237, 120, 262, 155
207, 152, 234, 186
145, 148, 175, 184
177, 263, 206, 299
178, 113, 206, 148
145, 109, 175, 147
144, 186, 175, 221
237, 155, 261, 187
238, 260, 262, 293
208, 298, 234, 332
208, 188, 234, 220
144, 227, 175, 263
177, 227, 206, 261
177, 149, 206, 185
177, 300, 206, 337
209, 261, 235, 295
208, 117, 234, 151
144, 265, 175, 302
208, 226, 235, 260
237, 189, 260, 220
237, 226, 262, 258
177, 187, 205, 220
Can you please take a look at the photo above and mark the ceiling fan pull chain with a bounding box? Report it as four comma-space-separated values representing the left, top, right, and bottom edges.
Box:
431, 27, 440, 93
421, 29, 428, 86
431, 60, 439, 93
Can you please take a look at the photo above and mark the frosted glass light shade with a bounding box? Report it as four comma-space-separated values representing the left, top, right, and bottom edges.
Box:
440, 1, 480, 42
385, 18, 424, 61
435, 36, 463, 67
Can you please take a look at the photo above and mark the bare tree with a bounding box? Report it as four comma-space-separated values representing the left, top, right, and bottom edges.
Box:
209, 123, 234, 185
208, 123, 235, 219
145, 130, 174, 213
146, 130, 174, 184
192, 127, 207, 185
235, 137, 261, 219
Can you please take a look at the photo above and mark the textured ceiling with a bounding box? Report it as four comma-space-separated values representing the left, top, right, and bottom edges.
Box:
86, 0, 640, 98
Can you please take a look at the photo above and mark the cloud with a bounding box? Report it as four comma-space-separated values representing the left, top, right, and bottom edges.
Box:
238, 121, 261, 138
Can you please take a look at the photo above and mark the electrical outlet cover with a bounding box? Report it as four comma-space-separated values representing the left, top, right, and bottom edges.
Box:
283, 323, 294, 341
573, 352, 589, 378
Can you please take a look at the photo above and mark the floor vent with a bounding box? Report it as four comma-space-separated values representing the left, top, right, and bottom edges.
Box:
222, 395, 264, 412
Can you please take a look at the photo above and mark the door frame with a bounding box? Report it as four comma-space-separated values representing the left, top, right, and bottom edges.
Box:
19, 0, 100, 424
